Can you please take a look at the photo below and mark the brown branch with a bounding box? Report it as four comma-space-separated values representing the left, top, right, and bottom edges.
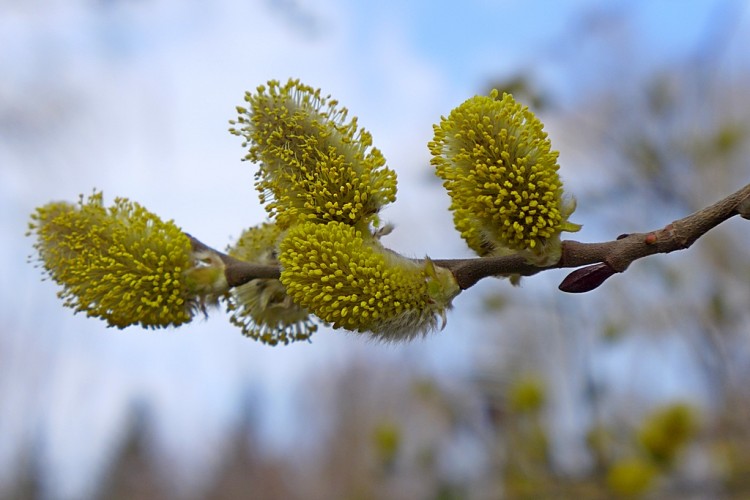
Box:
188, 183, 750, 293
187, 234, 280, 287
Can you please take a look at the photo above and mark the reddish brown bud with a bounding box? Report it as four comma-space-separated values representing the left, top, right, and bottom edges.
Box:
559, 263, 618, 293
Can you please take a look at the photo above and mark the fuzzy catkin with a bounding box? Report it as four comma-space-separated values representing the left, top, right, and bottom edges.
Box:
230, 79, 397, 231
279, 221, 460, 341
430, 89, 580, 265
28, 192, 200, 328
226, 222, 318, 345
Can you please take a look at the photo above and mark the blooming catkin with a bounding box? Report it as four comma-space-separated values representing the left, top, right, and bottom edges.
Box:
430, 90, 580, 265
278, 221, 460, 341
28, 192, 219, 329
229, 78, 397, 231
226, 222, 317, 345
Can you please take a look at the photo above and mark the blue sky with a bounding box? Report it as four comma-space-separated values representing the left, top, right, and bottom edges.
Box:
1, 0, 748, 498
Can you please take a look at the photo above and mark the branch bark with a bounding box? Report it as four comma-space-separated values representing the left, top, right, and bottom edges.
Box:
189, 183, 750, 294
187, 234, 280, 287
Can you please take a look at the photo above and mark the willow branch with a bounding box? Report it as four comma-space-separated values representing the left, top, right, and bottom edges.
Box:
187, 234, 280, 287
189, 183, 750, 293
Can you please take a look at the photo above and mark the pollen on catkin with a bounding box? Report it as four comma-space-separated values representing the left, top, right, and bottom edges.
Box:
28, 192, 207, 329
430, 89, 580, 266
226, 222, 317, 345
229, 78, 397, 231
278, 221, 460, 341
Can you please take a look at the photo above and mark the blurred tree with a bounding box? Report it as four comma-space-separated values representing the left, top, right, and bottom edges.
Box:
99, 411, 170, 500
466, 3, 750, 497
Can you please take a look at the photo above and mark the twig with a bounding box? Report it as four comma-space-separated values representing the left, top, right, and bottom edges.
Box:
188, 183, 750, 294
187, 234, 280, 286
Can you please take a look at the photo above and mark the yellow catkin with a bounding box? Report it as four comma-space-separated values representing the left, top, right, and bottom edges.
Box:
226, 222, 317, 345
279, 221, 460, 341
28, 192, 200, 328
430, 90, 580, 265
230, 79, 397, 231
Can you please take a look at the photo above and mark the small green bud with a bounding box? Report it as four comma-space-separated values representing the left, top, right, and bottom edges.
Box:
28, 192, 219, 329
637, 402, 696, 467
226, 222, 317, 345
230, 78, 398, 231
430, 90, 580, 266
508, 375, 546, 415
606, 458, 658, 496
279, 221, 460, 341
372, 421, 401, 468
184, 249, 229, 301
